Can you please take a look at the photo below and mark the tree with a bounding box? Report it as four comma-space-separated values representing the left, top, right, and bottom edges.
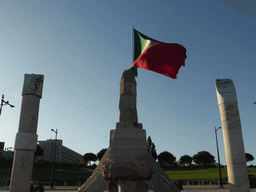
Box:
97, 148, 107, 161
180, 155, 192, 166
146, 136, 157, 160
193, 151, 215, 167
0, 151, 3, 161
35, 156, 48, 164
71, 157, 84, 165
34, 145, 44, 161
245, 153, 255, 165
0, 151, 5, 167
157, 151, 176, 167
83, 153, 97, 166
151, 143, 157, 160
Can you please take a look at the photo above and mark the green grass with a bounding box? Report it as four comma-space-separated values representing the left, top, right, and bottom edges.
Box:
0, 167, 93, 182
1, 167, 256, 182
31, 167, 92, 181
86, 168, 95, 173
165, 168, 228, 180
166, 167, 256, 180
248, 167, 256, 175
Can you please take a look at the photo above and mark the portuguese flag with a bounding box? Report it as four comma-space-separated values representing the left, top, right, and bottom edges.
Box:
131, 29, 187, 79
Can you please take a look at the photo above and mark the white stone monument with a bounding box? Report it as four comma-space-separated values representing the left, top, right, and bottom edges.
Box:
9, 74, 44, 192
215, 79, 250, 192
78, 69, 179, 192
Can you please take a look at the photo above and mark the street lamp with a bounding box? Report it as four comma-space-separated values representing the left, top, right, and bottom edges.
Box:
215, 127, 223, 188
0, 94, 15, 116
51, 129, 58, 189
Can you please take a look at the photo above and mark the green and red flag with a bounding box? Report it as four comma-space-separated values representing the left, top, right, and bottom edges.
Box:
131, 28, 187, 79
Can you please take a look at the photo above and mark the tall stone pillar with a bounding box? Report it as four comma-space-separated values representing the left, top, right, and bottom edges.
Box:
117, 180, 137, 192
215, 79, 250, 192
9, 74, 44, 192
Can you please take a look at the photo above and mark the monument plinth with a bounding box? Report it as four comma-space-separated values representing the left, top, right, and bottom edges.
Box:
78, 69, 179, 192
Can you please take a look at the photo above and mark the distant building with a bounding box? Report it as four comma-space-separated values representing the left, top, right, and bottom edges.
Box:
0, 142, 14, 160
1, 150, 14, 160
0, 142, 4, 151
38, 139, 83, 163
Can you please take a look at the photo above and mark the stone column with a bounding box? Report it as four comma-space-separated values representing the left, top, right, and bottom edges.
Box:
109, 181, 118, 192
215, 79, 250, 192
118, 180, 137, 192
118, 69, 138, 126
9, 74, 44, 192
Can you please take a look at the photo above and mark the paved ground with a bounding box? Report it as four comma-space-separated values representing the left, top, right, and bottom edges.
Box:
1, 185, 256, 191
181, 185, 256, 192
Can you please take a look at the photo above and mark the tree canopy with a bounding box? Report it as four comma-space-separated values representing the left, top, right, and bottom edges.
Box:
157, 151, 176, 167
97, 148, 107, 161
146, 136, 157, 160
34, 145, 44, 158
193, 151, 215, 167
245, 153, 255, 164
83, 152, 97, 165
180, 155, 192, 166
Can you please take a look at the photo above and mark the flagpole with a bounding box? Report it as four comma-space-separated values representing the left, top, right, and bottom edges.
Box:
131, 24, 138, 77
132, 24, 134, 65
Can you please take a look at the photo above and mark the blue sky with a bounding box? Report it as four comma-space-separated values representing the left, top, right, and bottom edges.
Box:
1, 0, 255, 166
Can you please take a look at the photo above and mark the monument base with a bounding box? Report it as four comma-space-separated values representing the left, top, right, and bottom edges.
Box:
78, 126, 179, 192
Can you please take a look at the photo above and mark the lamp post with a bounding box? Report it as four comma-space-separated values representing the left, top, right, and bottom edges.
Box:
0, 94, 15, 116
51, 129, 58, 188
215, 126, 223, 188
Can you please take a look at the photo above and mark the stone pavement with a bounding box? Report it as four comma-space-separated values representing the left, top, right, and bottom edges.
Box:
181, 185, 256, 192
1, 185, 256, 191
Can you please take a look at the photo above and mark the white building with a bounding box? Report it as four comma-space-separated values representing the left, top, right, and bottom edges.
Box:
38, 139, 83, 163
